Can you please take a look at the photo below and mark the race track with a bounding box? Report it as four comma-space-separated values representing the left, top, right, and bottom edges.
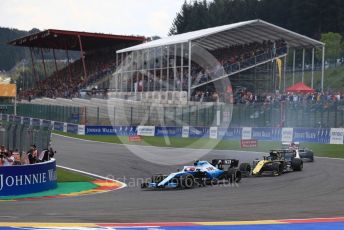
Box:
0, 134, 343, 223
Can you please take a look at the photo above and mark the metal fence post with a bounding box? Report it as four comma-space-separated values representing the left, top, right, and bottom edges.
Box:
97, 107, 100, 125
189, 106, 191, 126
196, 106, 199, 126
163, 107, 166, 125
203, 107, 206, 127
181, 107, 184, 125
113, 106, 116, 126
130, 107, 133, 126
334, 102, 338, 128
174, 107, 177, 126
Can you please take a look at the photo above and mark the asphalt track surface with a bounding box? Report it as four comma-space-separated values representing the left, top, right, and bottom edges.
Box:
0, 134, 343, 223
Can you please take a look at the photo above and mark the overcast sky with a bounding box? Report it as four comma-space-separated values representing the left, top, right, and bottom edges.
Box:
0, 0, 187, 37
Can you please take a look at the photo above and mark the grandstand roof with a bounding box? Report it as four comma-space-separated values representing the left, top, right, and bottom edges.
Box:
8, 29, 145, 51
117, 19, 324, 53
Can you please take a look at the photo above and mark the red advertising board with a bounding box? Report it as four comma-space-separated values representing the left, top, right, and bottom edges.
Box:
240, 139, 258, 148
128, 135, 142, 142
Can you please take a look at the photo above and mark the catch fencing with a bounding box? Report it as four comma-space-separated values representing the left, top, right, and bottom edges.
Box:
0, 120, 51, 153
3, 101, 344, 128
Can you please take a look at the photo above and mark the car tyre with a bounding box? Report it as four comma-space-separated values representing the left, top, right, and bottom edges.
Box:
228, 168, 241, 183
291, 158, 303, 171
239, 163, 251, 176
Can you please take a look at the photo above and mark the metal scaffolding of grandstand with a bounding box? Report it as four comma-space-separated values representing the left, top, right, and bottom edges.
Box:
8, 29, 145, 93
115, 19, 325, 101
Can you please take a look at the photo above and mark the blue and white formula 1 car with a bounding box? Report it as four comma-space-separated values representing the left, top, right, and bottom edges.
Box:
141, 159, 251, 189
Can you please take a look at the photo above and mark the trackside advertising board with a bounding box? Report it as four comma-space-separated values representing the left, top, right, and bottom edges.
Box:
293, 128, 330, 143
0, 114, 342, 144
85, 126, 136, 136
189, 127, 209, 138
240, 139, 258, 148
281, 128, 293, 142
252, 127, 281, 141
242, 127, 252, 140
155, 127, 182, 137
0, 159, 57, 196
137, 126, 155, 136
182, 126, 189, 138
209, 127, 218, 139
330, 128, 344, 144
218, 128, 241, 140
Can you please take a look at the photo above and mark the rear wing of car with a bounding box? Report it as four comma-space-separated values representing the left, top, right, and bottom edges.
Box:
211, 159, 239, 168
282, 142, 300, 149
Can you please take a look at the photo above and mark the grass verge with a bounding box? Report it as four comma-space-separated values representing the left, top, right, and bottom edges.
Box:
53, 131, 344, 159
57, 167, 95, 182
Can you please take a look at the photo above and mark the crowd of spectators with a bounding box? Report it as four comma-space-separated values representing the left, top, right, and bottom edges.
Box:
233, 89, 343, 105
19, 39, 288, 102
0, 144, 56, 167
124, 39, 287, 99
229, 89, 344, 119
188, 40, 287, 102
19, 49, 117, 100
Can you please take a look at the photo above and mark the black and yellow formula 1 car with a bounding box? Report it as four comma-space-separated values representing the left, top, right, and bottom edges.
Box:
251, 149, 303, 176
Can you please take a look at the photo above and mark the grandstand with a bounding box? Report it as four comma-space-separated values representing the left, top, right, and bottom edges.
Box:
115, 19, 325, 100
9, 19, 327, 127
9, 29, 145, 98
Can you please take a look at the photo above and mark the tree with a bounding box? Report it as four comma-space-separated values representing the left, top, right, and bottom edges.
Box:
169, 1, 193, 35
169, 0, 344, 40
319, 32, 343, 63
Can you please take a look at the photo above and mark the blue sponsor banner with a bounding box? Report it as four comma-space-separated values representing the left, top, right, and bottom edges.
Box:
0, 114, 7, 121
31, 118, 40, 127
67, 124, 78, 134
23, 117, 30, 125
42, 120, 52, 128
71, 113, 80, 122
85, 126, 137, 136
189, 127, 209, 138
115, 126, 137, 136
14, 116, 21, 124
293, 128, 331, 143
53, 122, 64, 131
252, 127, 281, 141
0, 159, 57, 196
86, 126, 116, 135
218, 128, 242, 140
155, 127, 182, 137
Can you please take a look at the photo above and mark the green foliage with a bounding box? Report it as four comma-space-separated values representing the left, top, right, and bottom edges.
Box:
320, 32, 343, 61
0, 27, 29, 71
57, 168, 94, 182
170, 0, 344, 39
0, 27, 79, 72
